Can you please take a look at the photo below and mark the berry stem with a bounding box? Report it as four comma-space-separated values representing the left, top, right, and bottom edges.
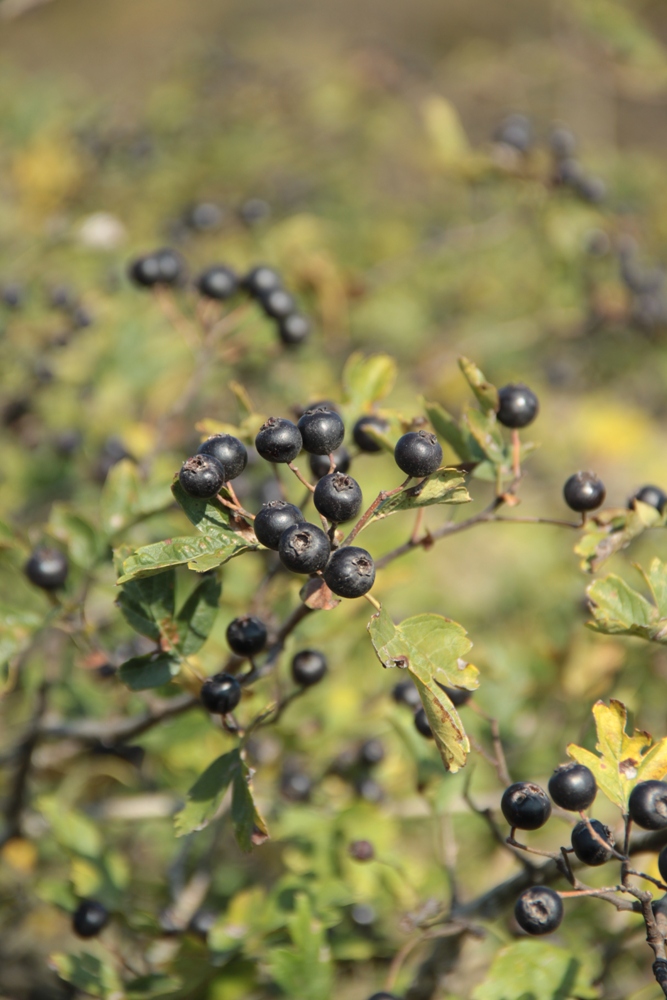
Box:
153, 286, 200, 353
511, 428, 521, 479
363, 593, 381, 611
287, 462, 316, 493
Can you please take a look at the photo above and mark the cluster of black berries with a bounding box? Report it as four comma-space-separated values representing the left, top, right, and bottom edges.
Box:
179, 197, 271, 235
619, 237, 667, 334
392, 676, 471, 739
330, 737, 386, 803
504, 766, 667, 935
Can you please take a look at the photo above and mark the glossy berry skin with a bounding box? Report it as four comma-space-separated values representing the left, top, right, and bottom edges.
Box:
200, 673, 242, 715
436, 681, 472, 708
179, 454, 225, 499
548, 762, 597, 811
514, 886, 563, 936
226, 616, 267, 656
658, 845, 667, 884
323, 546, 375, 598
297, 408, 345, 455
260, 288, 296, 320
128, 254, 161, 288
563, 472, 606, 513
278, 313, 311, 346
313, 472, 362, 523
571, 818, 615, 866
353, 414, 389, 453
255, 417, 302, 464
196, 265, 239, 301
72, 899, 109, 939
279, 523, 331, 574
197, 434, 247, 481
291, 649, 328, 687
349, 840, 375, 862
501, 782, 551, 831
394, 431, 442, 479
414, 708, 433, 738
25, 547, 68, 590
628, 780, 667, 830
496, 384, 539, 429
243, 265, 282, 299
392, 678, 422, 710
309, 447, 351, 480
155, 247, 186, 286
629, 485, 667, 515
254, 500, 305, 550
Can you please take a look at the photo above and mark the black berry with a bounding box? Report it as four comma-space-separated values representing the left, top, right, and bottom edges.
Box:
254, 500, 305, 550
629, 485, 667, 515
200, 673, 242, 715
501, 781, 552, 830
197, 434, 247, 481
392, 679, 422, 710
25, 547, 69, 590
436, 681, 472, 708
628, 780, 667, 830
571, 818, 615, 866
178, 454, 225, 499
297, 408, 345, 456
260, 288, 296, 320
128, 254, 161, 288
323, 546, 375, 598
359, 739, 384, 767
514, 886, 563, 935
367, 994, 398, 1000
1, 283, 23, 309
494, 114, 532, 153
291, 649, 328, 687
72, 899, 109, 938
355, 776, 383, 803
280, 768, 312, 802
394, 431, 442, 479
238, 198, 271, 226
496, 384, 539, 429
313, 472, 362, 523
349, 840, 375, 862
278, 313, 311, 346
563, 472, 606, 513
353, 415, 389, 453
550, 125, 577, 160
279, 523, 331, 574
155, 247, 186, 286
255, 417, 302, 464
414, 707, 433, 738
309, 447, 351, 480
226, 615, 267, 656
243, 265, 282, 298
658, 845, 667, 884
185, 202, 223, 232
196, 265, 239, 301
548, 762, 597, 812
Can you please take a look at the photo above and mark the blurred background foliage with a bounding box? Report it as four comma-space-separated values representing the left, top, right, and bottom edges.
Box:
2, 0, 667, 998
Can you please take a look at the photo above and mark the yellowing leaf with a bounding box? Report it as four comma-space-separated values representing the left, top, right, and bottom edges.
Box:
422, 96, 470, 166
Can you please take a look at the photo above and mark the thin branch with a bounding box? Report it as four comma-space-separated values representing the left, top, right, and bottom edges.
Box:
39, 692, 198, 745
1, 683, 49, 845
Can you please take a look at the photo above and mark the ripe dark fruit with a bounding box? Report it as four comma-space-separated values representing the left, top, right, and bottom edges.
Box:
72, 899, 109, 939
260, 288, 296, 320
278, 313, 311, 346
571, 818, 615, 866
297, 408, 345, 455
25, 547, 68, 590
359, 739, 384, 767
353, 414, 389, 453
313, 472, 362, 523
514, 886, 563, 935
349, 840, 375, 862
226, 616, 267, 657
548, 762, 597, 812
309, 447, 351, 480
563, 472, 606, 513
128, 254, 161, 288
392, 679, 422, 710
279, 523, 331, 574
394, 431, 442, 479
629, 485, 667, 515
280, 769, 312, 802
196, 265, 239, 301
501, 782, 552, 830
243, 265, 282, 299
185, 201, 223, 232
155, 247, 186, 286
254, 500, 305, 550
658, 845, 667, 884
323, 546, 375, 598
436, 682, 472, 708
197, 434, 247, 481
496, 384, 539, 429
255, 417, 302, 464
628, 780, 667, 830
291, 649, 328, 687
367, 994, 398, 1000
495, 113, 532, 153
200, 673, 242, 715
179, 454, 225, 499
414, 708, 433, 738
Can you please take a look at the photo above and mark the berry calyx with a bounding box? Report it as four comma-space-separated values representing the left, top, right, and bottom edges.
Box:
196, 265, 239, 301
548, 762, 597, 811
313, 472, 363, 523
226, 615, 267, 656
24, 547, 69, 590
571, 818, 615, 866
197, 434, 247, 481
563, 471, 606, 513
72, 899, 110, 938
323, 546, 375, 598
309, 447, 351, 480
628, 780, 667, 830
178, 454, 225, 499
243, 265, 282, 298
297, 408, 345, 456
353, 415, 389, 453
255, 417, 302, 464
394, 431, 442, 479
501, 781, 552, 830
514, 886, 563, 935
260, 288, 296, 320
349, 840, 375, 862
291, 649, 328, 687
200, 673, 242, 715
414, 707, 433, 738
629, 485, 667, 515
279, 523, 331, 574
496, 384, 539, 429
278, 313, 311, 346
392, 679, 422, 709
254, 500, 305, 550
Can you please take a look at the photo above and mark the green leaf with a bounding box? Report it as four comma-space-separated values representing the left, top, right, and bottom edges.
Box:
471, 939, 599, 1000
0, 605, 44, 664
116, 531, 250, 584
372, 468, 470, 519
125, 975, 183, 999
118, 652, 181, 691
231, 760, 270, 852
100, 460, 173, 537
464, 408, 507, 467
575, 502, 661, 573
567, 699, 667, 811
458, 356, 499, 414
268, 894, 333, 1000
174, 574, 221, 656
367, 606, 477, 772
640, 557, 667, 618
116, 570, 176, 642
48, 504, 105, 569
423, 399, 476, 461
586, 573, 667, 643
174, 749, 241, 837
342, 352, 397, 410
49, 952, 123, 1000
